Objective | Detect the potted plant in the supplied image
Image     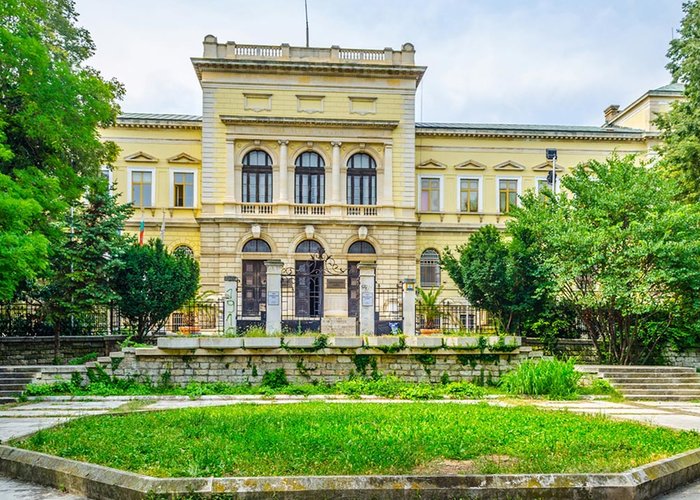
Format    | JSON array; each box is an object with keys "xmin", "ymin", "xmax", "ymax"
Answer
[{"xmin": 417, "ymin": 286, "xmax": 443, "ymax": 335}]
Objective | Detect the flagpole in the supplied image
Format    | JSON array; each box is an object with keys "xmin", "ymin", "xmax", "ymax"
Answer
[{"xmin": 305, "ymin": 0, "xmax": 309, "ymax": 47}]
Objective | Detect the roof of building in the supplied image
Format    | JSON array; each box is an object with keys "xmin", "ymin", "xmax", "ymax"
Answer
[
  {"xmin": 651, "ymin": 82, "xmax": 684, "ymax": 94},
  {"xmin": 116, "ymin": 113, "xmax": 202, "ymax": 129},
  {"xmin": 416, "ymin": 122, "xmax": 645, "ymax": 140}
]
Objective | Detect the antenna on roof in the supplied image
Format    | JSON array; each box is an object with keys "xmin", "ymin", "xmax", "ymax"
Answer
[{"xmin": 305, "ymin": 0, "xmax": 310, "ymax": 47}]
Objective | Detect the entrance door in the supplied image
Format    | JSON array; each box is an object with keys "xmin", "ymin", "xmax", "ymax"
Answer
[
  {"xmin": 348, "ymin": 261, "xmax": 360, "ymax": 318},
  {"xmin": 242, "ymin": 260, "xmax": 267, "ymax": 317},
  {"xmin": 295, "ymin": 260, "xmax": 323, "ymax": 317}
]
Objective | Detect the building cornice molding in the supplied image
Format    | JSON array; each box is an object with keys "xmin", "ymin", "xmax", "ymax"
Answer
[
  {"xmin": 115, "ymin": 117, "xmax": 201, "ymax": 130},
  {"xmin": 220, "ymin": 115, "xmax": 399, "ymax": 130},
  {"xmin": 416, "ymin": 126, "xmax": 645, "ymax": 141},
  {"xmin": 192, "ymin": 58, "xmax": 426, "ymax": 83}
]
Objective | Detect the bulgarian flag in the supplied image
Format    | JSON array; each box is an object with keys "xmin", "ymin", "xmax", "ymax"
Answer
[{"xmin": 139, "ymin": 218, "xmax": 145, "ymax": 245}]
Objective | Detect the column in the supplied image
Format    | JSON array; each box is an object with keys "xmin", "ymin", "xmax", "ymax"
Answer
[
  {"xmin": 226, "ymin": 139, "xmax": 236, "ymax": 203},
  {"xmin": 278, "ymin": 140, "xmax": 289, "ymax": 203},
  {"xmin": 331, "ymin": 141, "xmax": 342, "ymax": 203},
  {"xmin": 264, "ymin": 259, "xmax": 283, "ymax": 334},
  {"xmin": 358, "ymin": 263, "xmax": 376, "ymax": 335},
  {"xmin": 223, "ymin": 276, "xmax": 238, "ymax": 335},
  {"xmin": 402, "ymin": 278, "xmax": 416, "ymax": 336},
  {"xmin": 383, "ymin": 144, "xmax": 393, "ymax": 207}
]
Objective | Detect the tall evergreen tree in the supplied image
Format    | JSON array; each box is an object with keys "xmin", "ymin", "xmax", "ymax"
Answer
[{"xmin": 656, "ymin": 0, "xmax": 700, "ymax": 200}]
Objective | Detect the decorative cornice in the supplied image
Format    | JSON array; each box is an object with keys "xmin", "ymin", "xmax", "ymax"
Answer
[
  {"xmin": 116, "ymin": 114, "xmax": 201, "ymax": 130},
  {"xmin": 124, "ymin": 151, "xmax": 158, "ymax": 163},
  {"xmin": 415, "ymin": 125, "xmax": 645, "ymax": 142},
  {"xmin": 454, "ymin": 160, "xmax": 487, "ymax": 171},
  {"xmin": 220, "ymin": 115, "xmax": 399, "ymax": 130},
  {"xmin": 416, "ymin": 159, "xmax": 447, "ymax": 170},
  {"xmin": 532, "ymin": 161, "xmax": 564, "ymax": 172},
  {"xmin": 167, "ymin": 152, "xmax": 200, "ymax": 164},
  {"xmin": 192, "ymin": 58, "xmax": 427, "ymax": 83},
  {"xmin": 493, "ymin": 160, "xmax": 526, "ymax": 171}
]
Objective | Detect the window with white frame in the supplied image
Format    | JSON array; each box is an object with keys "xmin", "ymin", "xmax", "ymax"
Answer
[
  {"xmin": 535, "ymin": 177, "xmax": 551, "ymax": 198},
  {"xmin": 130, "ymin": 170, "xmax": 153, "ymax": 208},
  {"xmin": 498, "ymin": 178, "xmax": 519, "ymax": 213},
  {"xmin": 420, "ymin": 177, "xmax": 441, "ymax": 212},
  {"xmin": 459, "ymin": 178, "xmax": 480, "ymax": 213},
  {"xmin": 173, "ymin": 171, "xmax": 195, "ymax": 207}
]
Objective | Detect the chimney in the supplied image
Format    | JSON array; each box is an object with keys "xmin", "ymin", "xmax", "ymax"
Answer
[{"xmin": 604, "ymin": 104, "xmax": 621, "ymax": 125}]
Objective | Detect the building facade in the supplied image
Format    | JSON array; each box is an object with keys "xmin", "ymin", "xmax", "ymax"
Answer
[{"xmin": 100, "ymin": 37, "xmax": 682, "ymax": 330}]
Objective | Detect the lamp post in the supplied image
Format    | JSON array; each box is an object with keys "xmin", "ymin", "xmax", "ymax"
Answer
[{"xmin": 545, "ymin": 148, "xmax": 557, "ymax": 194}]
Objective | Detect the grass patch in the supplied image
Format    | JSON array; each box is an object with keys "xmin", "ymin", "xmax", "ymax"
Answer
[
  {"xmin": 501, "ymin": 358, "xmax": 581, "ymax": 399},
  {"xmin": 14, "ymin": 403, "xmax": 700, "ymax": 477}
]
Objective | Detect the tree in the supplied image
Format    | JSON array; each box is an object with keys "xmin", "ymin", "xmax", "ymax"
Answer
[
  {"xmin": 0, "ymin": 0, "xmax": 124, "ymax": 299},
  {"xmin": 509, "ymin": 155, "xmax": 700, "ymax": 364},
  {"xmin": 111, "ymin": 239, "xmax": 199, "ymax": 340},
  {"xmin": 40, "ymin": 177, "xmax": 135, "ymax": 333},
  {"xmin": 656, "ymin": 0, "xmax": 700, "ymax": 200},
  {"xmin": 441, "ymin": 225, "xmax": 550, "ymax": 334}
]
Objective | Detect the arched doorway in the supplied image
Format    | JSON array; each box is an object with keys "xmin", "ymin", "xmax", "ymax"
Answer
[
  {"xmin": 347, "ymin": 241, "xmax": 376, "ymax": 318},
  {"xmin": 241, "ymin": 239, "xmax": 271, "ymax": 317}
]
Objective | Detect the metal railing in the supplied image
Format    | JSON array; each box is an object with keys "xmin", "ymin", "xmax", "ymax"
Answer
[{"xmin": 416, "ymin": 302, "xmax": 490, "ymax": 333}]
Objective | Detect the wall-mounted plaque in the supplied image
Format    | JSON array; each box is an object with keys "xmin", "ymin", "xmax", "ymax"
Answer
[
  {"xmin": 326, "ymin": 278, "xmax": 346, "ymax": 290},
  {"xmin": 268, "ymin": 291, "xmax": 280, "ymax": 306}
]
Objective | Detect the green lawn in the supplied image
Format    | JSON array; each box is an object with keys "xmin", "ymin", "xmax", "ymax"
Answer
[{"xmin": 14, "ymin": 403, "xmax": 700, "ymax": 477}]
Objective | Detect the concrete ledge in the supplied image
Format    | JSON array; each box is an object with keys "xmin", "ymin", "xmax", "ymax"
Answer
[{"xmin": 2, "ymin": 444, "xmax": 699, "ymax": 499}]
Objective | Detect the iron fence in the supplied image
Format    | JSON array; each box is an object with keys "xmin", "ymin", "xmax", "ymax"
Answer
[
  {"xmin": 416, "ymin": 301, "xmax": 490, "ymax": 333},
  {"xmin": 375, "ymin": 282, "xmax": 403, "ymax": 334},
  {"xmin": 0, "ymin": 299, "xmax": 225, "ymax": 336}
]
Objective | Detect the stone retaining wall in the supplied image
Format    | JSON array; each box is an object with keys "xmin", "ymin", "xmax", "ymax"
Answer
[
  {"xmin": 105, "ymin": 338, "xmax": 541, "ymax": 386},
  {"xmin": 522, "ymin": 338, "xmax": 599, "ymax": 363},
  {"xmin": 0, "ymin": 336, "xmax": 134, "ymax": 366},
  {"xmin": 664, "ymin": 348, "xmax": 700, "ymax": 370}
]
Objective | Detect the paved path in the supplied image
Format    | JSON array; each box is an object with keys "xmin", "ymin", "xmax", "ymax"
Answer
[{"xmin": 2, "ymin": 396, "xmax": 700, "ymax": 498}]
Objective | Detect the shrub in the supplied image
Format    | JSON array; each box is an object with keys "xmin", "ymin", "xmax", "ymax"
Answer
[
  {"xmin": 500, "ymin": 359, "xmax": 581, "ymax": 399},
  {"xmin": 67, "ymin": 352, "xmax": 98, "ymax": 365},
  {"xmin": 261, "ymin": 368, "xmax": 289, "ymax": 388}
]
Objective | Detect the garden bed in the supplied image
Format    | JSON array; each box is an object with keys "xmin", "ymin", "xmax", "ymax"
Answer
[{"xmin": 13, "ymin": 403, "xmax": 700, "ymax": 477}]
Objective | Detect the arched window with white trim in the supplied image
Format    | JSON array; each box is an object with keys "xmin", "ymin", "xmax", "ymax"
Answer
[
  {"xmin": 346, "ymin": 153, "xmax": 376, "ymax": 205},
  {"xmin": 420, "ymin": 249, "xmax": 441, "ymax": 287},
  {"xmin": 295, "ymin": 151, "xmax": 325, "ymax": 204},
  {"xmin": 242, "ymin": 150, "xmax": 272, "ymax": 203}
]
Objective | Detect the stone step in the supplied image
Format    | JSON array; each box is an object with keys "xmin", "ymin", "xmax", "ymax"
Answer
[
  {"xmin": 602, "ymin": 373, "xmax": 699, "ymax": 380},
  {"xmin": 625, "ymin": 394, "xmax": 700, "ymax": 401},
  {"xmin": 0, "ymin": 383, "xmax": 30, "ymax": 391},
  {"xmin": 619, "ymin": 389, "xmax": 700, "ymax": 396},
  {"xmin": 97, "ymin": 357, "xmax": 112, "ymax": 364},
  {"xmin": 0, "ymin": 390, "xmax": 22, "ymax": 397},
  {"xmin": 0, "ymin": 397, "xmax": 17, "ymax": 405},
  {"xmin": 0, "ymin": 374, "xmax": 37, "ymax": 381},
  {"xmin": 613, "ymin": 383, "xmax": 700, "ymax": 390},
  {"xmin": 604, "ymin": 378, "xmax": 700, "ymax": 386},
  {"xmin": 599, "ymin": 368, "xmax": 696, "ymax": 375}
]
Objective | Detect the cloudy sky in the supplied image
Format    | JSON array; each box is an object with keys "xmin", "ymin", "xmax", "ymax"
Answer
[{"xmin": 74, "ymin": 0, "xmax": 684, "ymax": 126}]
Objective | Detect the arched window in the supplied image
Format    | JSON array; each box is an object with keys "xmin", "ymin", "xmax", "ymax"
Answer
[
  {"xmin": 295, "ymin": 152, "xmax": 325, "ymax": 204},
  {"xmin": 347, "ymin": 153, "xmax": 376, "ymax": 205},
  {"xmin": 242, "ymin": 239, "xmax": 271, "ymax": 253},
  {"xmin": 420, "ymin": 249, "xmax": 440, "ymax": 287},
  {"xmin": 296, "ymin": 240, "xmax": 324, "ymax": 255},
  {"xmin": 348, "ymin": 241, "xmax": 376, "ymax": 254},
  {"xmin": 173, "ymin": 245, "xmax": 194, "ymax": 258},
  {"xmin": 242, "ymin": 150, "xmax": 272, "ymax": 203}
]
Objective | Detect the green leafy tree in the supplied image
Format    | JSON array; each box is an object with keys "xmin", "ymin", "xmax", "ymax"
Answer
[
  {"xmin": 441, "ymin": 225, "xmax": 550, "ymax": 334},
  {"xmin": 656, "ymin": 0, "xmax": 700, "ymax": 200},
  {"xmin": 112, "ymin": 239, "xmax": 199, "ymax": 340},
  {"xmin": 0, "ymin": 0, "xmax": 124, "ymax": 299},
  {"xmin": 510, "ymin": 155, "xmax": 700, "ymax": 364},
  {"xmin": 40, "ymin": 178, "xmax": 135, "ymax": 333}
]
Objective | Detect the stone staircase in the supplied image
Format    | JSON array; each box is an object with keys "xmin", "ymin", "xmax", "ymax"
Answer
[
  {"xmin": 595, "ymin": 366, "xmax": 700, "ymax": 401},
  {"xmin": 0, "ymin": 366, "xmax": 41, "ymax": 404}
]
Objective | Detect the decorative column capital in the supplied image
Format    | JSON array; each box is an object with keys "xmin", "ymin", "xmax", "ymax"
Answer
[
  {"xmin": 384, "ymin": 143, "xmax": 393, "ymax": 150},
  {"xmin": 331, "ymin": 141, "xmax": 342, "ymax": 148},
  {"xmin": 278, "ymin": 140, "xmax": 289, "ymax": 146}
]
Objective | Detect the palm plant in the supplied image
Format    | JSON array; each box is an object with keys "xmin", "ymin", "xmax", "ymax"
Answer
[{"xmin": 417, "ymin": 286, "xmax": 443, "ymax": 330}]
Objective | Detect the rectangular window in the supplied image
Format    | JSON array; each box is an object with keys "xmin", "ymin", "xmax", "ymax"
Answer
[
  {"xmin": 131, "ymin": 171, "xmax": 152, "ymax": 208},
  {"xmin": 459, "ymin": 178, "xmax": 479, "ymax": 213},
  {"xmin": 420, "ymin": 178, "xmax": 441, "ymax": 212},
  {"xmin": 499, "ymin": 179, "xmax": 519, "ymax": 213},
  {"xmin": 173, "ymin": 172, "xmax": 194, "ymax": 207}
]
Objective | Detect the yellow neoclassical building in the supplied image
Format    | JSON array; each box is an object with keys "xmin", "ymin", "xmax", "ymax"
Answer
[{"xmin": 100, "ymin": 37, "xmax": 682, "ymax": 331}]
